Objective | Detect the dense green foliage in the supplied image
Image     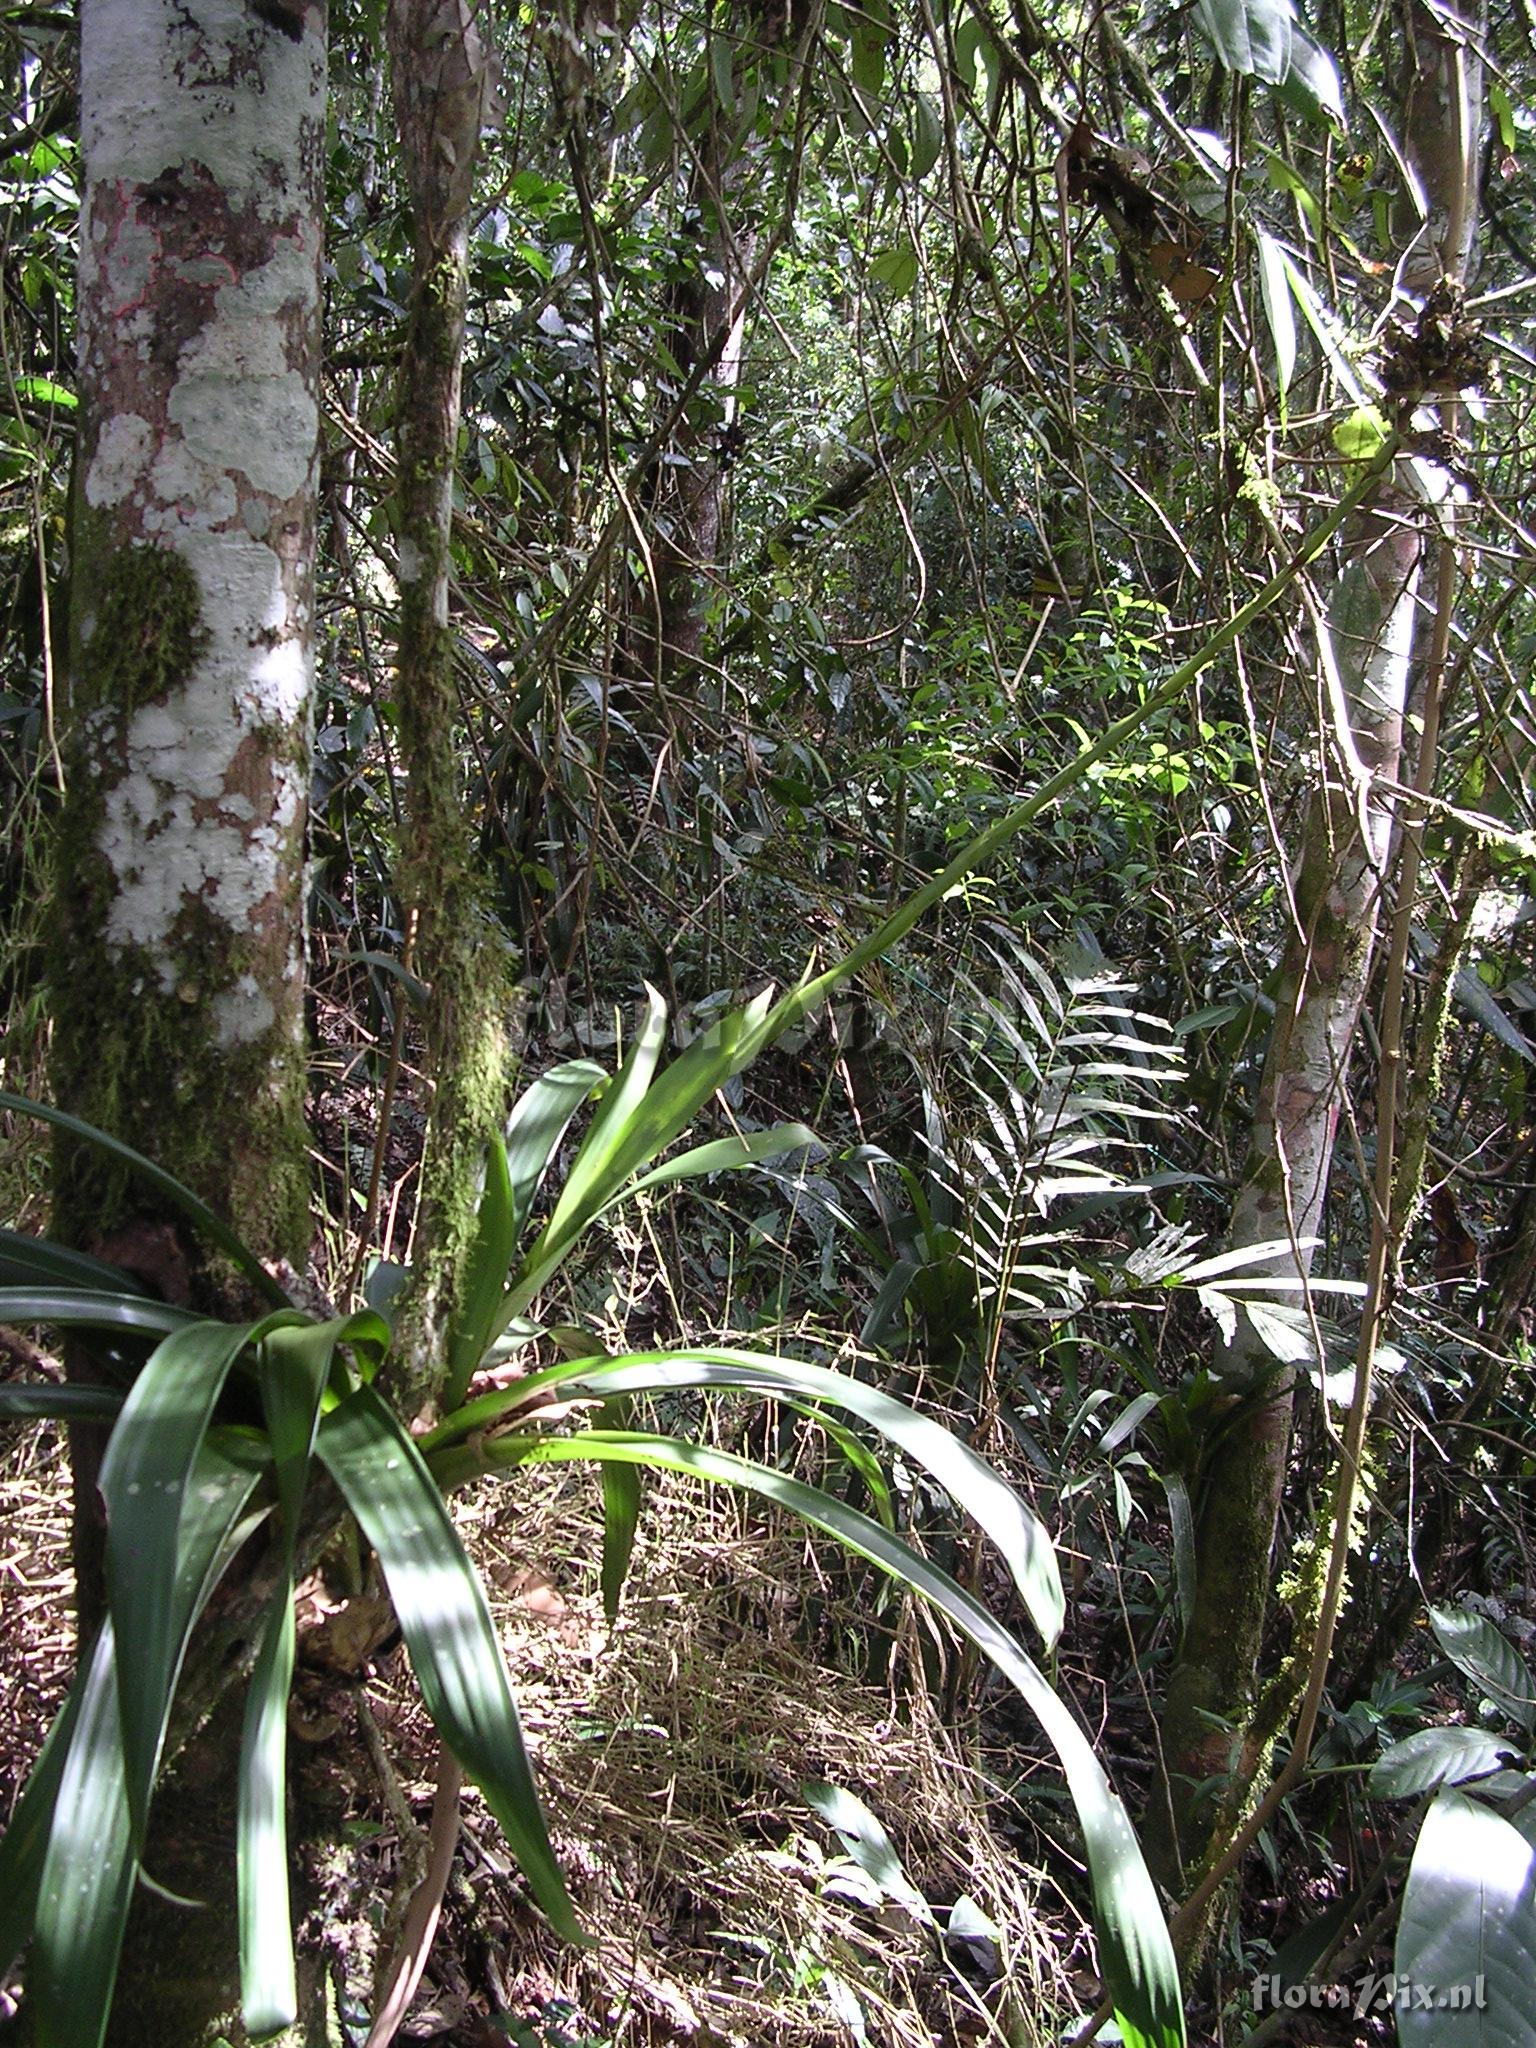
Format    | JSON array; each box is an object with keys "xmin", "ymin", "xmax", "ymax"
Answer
[{"xmin": 5, "ymin": 0, "xmax": 1536, "ymax": 2041}]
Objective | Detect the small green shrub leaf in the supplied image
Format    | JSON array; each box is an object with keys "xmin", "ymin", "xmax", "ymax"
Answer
[{"xmin": 801, "ymin": 1780, "xmax": 933, "ymax": 1922}]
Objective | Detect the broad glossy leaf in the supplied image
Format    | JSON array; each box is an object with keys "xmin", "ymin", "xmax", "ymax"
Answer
[
  {"xmin": 1275, "ymin": 27, "xmax": 1344, "ymax": 124},
  {"xmin": 0, "ymin": 1092, "xmax": 287, "ymax": 1306},
  {"xmin": 101, "ymin": 1316, "xmax": 297, "ymax": 1835},
  {"xmin": 1431, "ymin": 1606, "xmax": 1536, "ymax": 1731},
  {"xmin": 315, "ymin": 1388, "xmax": 582, "ymax": 1941},
  {"xmin": 492, "ymin": 1429, "xmax": 1182, "ymax": 2048},
  {"xmin": 1395, "ymin": 1788, "xmax": 1536, "ymax": 2047},
  {"xmin": 1370, "ymin": 1727, "xmax": 1519, "ymax": 1800},
  {"xmin": 1195, "ymin": 0, "xmax": 1292, "ymax": 83},
  {"xmin": 429, "ymin": 1346, "xmax": 1065, "ymax": 1647}
]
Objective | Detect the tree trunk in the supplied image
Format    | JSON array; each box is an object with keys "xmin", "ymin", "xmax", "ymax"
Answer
[
  {"xmin": 1151, "ymin": 0, "xmax": 1484, "ymax": 1892},
  {"xmin": 59, "ymin": 0, "xmax": 324, "ymax": 1274},
  {"xmin": 626, "ymin": 13, "xmax": 774, "ymax": 693},
  {"xmin": 54, "ymin": 1, "xmax": 326, "ymax": 2035},
  {"xmin": 384, "ymin": 0, "xmax": 504, "ymax": 1417}
]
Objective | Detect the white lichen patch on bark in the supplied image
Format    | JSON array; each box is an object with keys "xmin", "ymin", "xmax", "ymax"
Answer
[
  {"xmin": 211, "ymin": 976, "xmax": 278, "ymax": 1048},
  {"xmin": 96, "ymin": 529, "xmax": 308, "ymax": 974},
  {"xmin": 166, "ymin": 235, "xmax": 321, "ymax": 503},
  {"xmin": 84, "ymin": 413, "xmax": 154, "ymax": 509},
  {"xmin": 82, "ymin": 0, "xmax": 325, "ymax": 219}
]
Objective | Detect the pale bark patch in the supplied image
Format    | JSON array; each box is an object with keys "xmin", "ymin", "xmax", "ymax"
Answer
[
  {"xmin": 95, "ymin": 529, "xmax": 308, "ymax": 971},
  {"xmin": 82, "ymin": 0, "xmax": 325, "ymax": 218},
  {"xmin": 85, "ymin": 413, "xmax": 154, "ymax": 509}
]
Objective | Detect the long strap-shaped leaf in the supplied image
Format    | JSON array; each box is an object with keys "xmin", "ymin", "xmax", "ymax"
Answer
[
  {"xmin": 439, "ymin": 1062, "xmax": 607, "ymax": 1406},
  {"xmin": 0, "ymin": 1384, "xmax": 126, "ymax": 1422},
  {"xmin": 509, "ymin": 993, "xmax": 789, "ymax": 1315},
  {"xmin": 29, "ymin": 1434, "xmax": 270, "ymax": 2048},
  {"xmin": 532, "ymin": 985, "xmax": 669, "ymax": 1259},
  {"xmin": 426, "ymin": 1348, "xmax": 1066, "ymax": 1649},
  {"xmin": 443, "ymin": 1135, "xmax": 516, "ymax": 1413},
  {"xmin": 100, "ymin": 1314, "xmax": 303, "ymax": 1836},
  {"xmin": 315, "ymin": 1388, "xmax": 583, "ymax": 1943},
  {"xmin": 0, "ymin": 1286, "xmax": 199, "ymax": 1340},
  {"xmin": 502, "ymin": 1058, "xmax": 608, "ymax": 1240},
  {"xmin": 29, "ymin": 1623, "xmax": 134, "ymax": 2048},
  {"xmin": 0, "ymin": 1230, "xmax": 151, "ymax": 1294},
  {"xmin": 482, "ymin": 1428, "xmax": 1184, "ymax": 2048},
  {"xmin": 0, "ymin": 1665, "xmax": 88, "ymax": 1979},
  {"xmin": 238, "ymin": 1315, "xmax": 383, "ymax": 2038},
  {"xmin": 239, "ymin": 1589, "xmax": 299, "ymax": 2039}
]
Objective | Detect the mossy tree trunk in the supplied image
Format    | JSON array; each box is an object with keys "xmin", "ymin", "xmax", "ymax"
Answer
[
  {"xmin": 57, "ymin": 0, "xmax": 325, "ymax": 1590},
  {"xmin": 51, "ymin": 1, "xmax": 327, "ymax": 2039},
  {"xmin": 385, "ymin": 0, "xmax": 504, "ymax": 1416},
  {"xmin": 1150, "ymin": 0, "xmax": 1484, "ymax": 1895}
]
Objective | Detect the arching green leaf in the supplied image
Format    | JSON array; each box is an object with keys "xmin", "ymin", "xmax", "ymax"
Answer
[{"xmin": 427, "ymin": 1346, "xmax": 1066, "ymax": 1648}]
